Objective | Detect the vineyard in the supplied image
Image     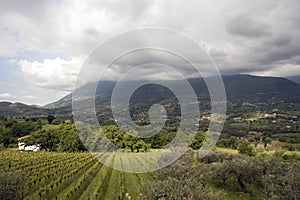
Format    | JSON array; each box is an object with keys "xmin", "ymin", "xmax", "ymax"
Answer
[
  {"xmin": 2, "ymin": 150, "xmax": 300, "ymax": 200},
  {"xmin": 0, "ymin": 151, "xmax": 153, "ymax": 200}
]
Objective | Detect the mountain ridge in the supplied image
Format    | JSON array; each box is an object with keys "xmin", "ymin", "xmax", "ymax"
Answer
[
  {"xmin": 287, "ymin": 76, "xmax": 300, "ymax": 85},
  {"xmin": 47, "ymin": 74, "xmax": 300, "ymax": 108},
  {"xmin": 1, "ymin": 74, "xmax": 300, "ymax": 117}
]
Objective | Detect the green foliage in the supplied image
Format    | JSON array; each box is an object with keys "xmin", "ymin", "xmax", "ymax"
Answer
[
  {"xmin": 0, "ymin": 171, "xmax": 27, "ymax": 200},
  {"xmin": 0, "ymin": 118, "xmax": 42, "ymax": 148},
  {"xmin": 102, "ymin": 125, "xmax": 151, "ymax": 152},
  {"xmin": 27, "ymin": 124, "xmax": 85, "ymax": 152},
  {"xmin": 198, "ymin": 152, "xmax": 237, "ymax": 164},
  {"xmin": 26, "ymin": 129, "xmax": 59, "ymax": 151},
  {"xmin": 57, "ymin": 124, "xmax": 86, "ymax": 152},
  {"xmin": 263, "ymin": 158, "xmax": 300, "ymax": 199},
  {"xmin": 0, "ymin": 128, "xmax": 15, "ymax": 147},
  {"xmin": 286, "ymin": 144, "xmax": 296, "ymax": 151},
  {"xmin": 134, "ymin": 139, "xmax": 150, "ymax": 152},
  {"xmin": 1, "ymin": 149, "xmax": 300, "ymax": 200},
  {"xmin": 217, "ymin": 136, "xmax": 238, "ymax": 149},
  {"xmin": 263, "ymin": 137, "xmax": 272, "ymax": 148},
  {"xmin": 213, "ymin": 155, "xmax": 264, "ymax": 193},
  {"xmin": 11, "ymin": 121, "xmax": 42, "ymax": 137},
  {"xmin": 47, "ymin": 115, "xmax": 55, "ymax": 124},
  {"xmin": 141, "ymin": 152, "xmax": 225, "ymax": 200},
  {"xmin": 190, "ymin": 131, "xmax": 206, "ymax": 149},
  {"xmin": 237, "ymin": 140, "xmax": 257, "ymax": 156}
]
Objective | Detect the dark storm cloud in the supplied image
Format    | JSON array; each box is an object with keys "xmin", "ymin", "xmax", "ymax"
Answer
[
  {"xmin": 260, "ymin": 44, "xmax": 300, "ymax": 65},
  {"xmin": 226, "ymin": 14, "xmax": 271, "ymax": 38},
  {"xmin": 1, "ymin": 0, "xmax": 300, "ymax": 105},
  {"xmin": 266, "ymin": 34, "xmax": 292, "ymax": 47}
]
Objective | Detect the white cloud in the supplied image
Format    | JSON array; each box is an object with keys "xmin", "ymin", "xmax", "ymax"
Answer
[
  {"xmin": 250, "ymin": 64, "xmax": 300, "ymax": 77},
  {"xmin": 0, "ymin": 0, "xmax": 152, "ymax": 57},
  {"xmin": 1, "ymin": 0, "xmax": 300, "ymax": 105},
  {"xmin": 1, "ymin": 0, "xmax": 300, "ymax": 78},
  {"xmin": 0, "ymin": 93, "xmax": 16, "ymax": 100},
  {"xmin": 18, "ymin": 57, "xmax": 81, "ymax": 91}
]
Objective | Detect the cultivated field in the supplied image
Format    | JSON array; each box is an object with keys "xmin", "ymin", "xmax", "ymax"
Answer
[{"xmin": 0, "ymin": 151, "xmax": 152, "ymax": 200}]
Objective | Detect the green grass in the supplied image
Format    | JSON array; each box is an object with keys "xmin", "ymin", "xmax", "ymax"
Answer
[
  {"xmin": 208, "ymin": 178, "xmax": 264, "ymax": 200},
  {"xmin": 123, "ymin": 173, "xmax": 140, "ymax": 199},
  {"xmin": 245, "ymin": 112, "xmax": 281, "ymax": 121},
  {"xmin": 246, "ymin": 113, "xmax": 266, "ymax": 121},
  {"xmin": 214, "ymin": 147, "xmax": 238, "ymax": 154},
  {"xmin": 100, "ymin": 168, "xmax": 121, "ymax": 200},
  {"xmin": 42, "ymin": 124, "xmax": 60, "ymax": 130}
]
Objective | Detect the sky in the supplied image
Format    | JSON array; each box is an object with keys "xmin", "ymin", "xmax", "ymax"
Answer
[{"xmin": 0, "ymin": 0, "xmax": 300, "ymax": 105}]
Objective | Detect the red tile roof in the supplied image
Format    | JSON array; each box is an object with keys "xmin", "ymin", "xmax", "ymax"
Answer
[
  {"xmin": 8, "ymin": 148, "xmax": 19, "ymax": 151},
  {"xmin": 17, "ymin": 135, "xmax": 30, "ymax": 141}
]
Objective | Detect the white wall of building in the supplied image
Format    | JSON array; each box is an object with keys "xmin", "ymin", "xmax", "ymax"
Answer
[{"xmin": 18, "ymin": 142, "xmax": 40, "ymax": 151}]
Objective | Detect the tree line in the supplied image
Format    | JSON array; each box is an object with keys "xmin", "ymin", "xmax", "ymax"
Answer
[{"xmin": 141, "ymin": 150, "xmax": 300, "ymax": 199}]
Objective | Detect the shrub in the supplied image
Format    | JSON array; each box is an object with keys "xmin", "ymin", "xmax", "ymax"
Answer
[{"xmin": 237, "ymin": 140, "xmax": 257, "ymax": 156}]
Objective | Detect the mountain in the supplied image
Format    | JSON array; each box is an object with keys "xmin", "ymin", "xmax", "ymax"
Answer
[
  {"xmin": 47, "ymin": 74, "xmax": 300, "ymax": 108},
  {"xmin": 287, "ymin": 76, "xmax": 300, "ymax": 85},
  {"xmin": 1, "ymin": 74, "xmax": 300, "ymax": 117},
  {"xmin": 0, "ymin": 102, "xmax": 50, "ymax": 117},
  {"xmin": 45, "ymin": 81, "xmax": 116, "ymax": 109},
  {"xmin": 221, "ymin": 75, "xmax": 300, "ymax": 101}
]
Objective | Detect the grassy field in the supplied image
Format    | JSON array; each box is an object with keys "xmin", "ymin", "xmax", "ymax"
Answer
[
  {"xmin": 214, "ymin": 147, "xmax": 238, "ymax": 154},
  {"xmin": 245, "ymin": 112, "xmax": 274, "ymax": 121},
  {"xmin": 208, "ymin": 178, "xmax": 264, "ymax": 200},
  {"xmin": 42, "ymin": 124, "xmax": 60, "ymax": 130}
]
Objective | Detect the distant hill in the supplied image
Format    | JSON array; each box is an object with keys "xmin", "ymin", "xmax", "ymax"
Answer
[
  {"xmin": 0, "ymin": 102, "xmax": 71, "ymax": 117},
  {"xmin": 222, "ymin": 75, "xmax": 300, "ymax": 101},
  {"xmin": 45, "ymin": 81, "xmax": 116, "ymax": 109},
  {"xmin": 47, "ymin": 74, "xmax": 300, "ymax": 108},
  {"xmin": 0, "ymin": 102, "xmax": 50, "ymax": 117},
  {"xmin": 1, "ymin": 74, "xmax": 300, "ymax": 117},
  {"xmin": 287, "ymin": 76, "xmax": 300, "ymax": 85}
]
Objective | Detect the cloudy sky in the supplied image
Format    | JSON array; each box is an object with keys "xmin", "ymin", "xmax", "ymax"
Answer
[{"xmin": 0, "ymin": 0, "xmax": 299, "ymax": 105}]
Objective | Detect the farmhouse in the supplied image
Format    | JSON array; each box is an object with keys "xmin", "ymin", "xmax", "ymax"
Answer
[
  {"xmin": 248, "ymin": 131, "xmax": 263, "ymax": 136},
  {"xmin": 64, "ymin": 119, "xmax": 72, "ymax": 124},
  {"xmin": 18, "ymin": 135, "xmax": 40, "ymax": 151},
  {"xmin": 233, "ymin": 117, "xmax": 242, "ymax": 122}
]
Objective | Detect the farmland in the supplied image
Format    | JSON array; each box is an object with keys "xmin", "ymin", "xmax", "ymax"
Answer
[
  {"xmin": 0, "ymin": 151, "xmax": 152, "ymax": 200},
  {"xmin": 2, "ymin": 149, "xmax": 300, "ymax": 200}
]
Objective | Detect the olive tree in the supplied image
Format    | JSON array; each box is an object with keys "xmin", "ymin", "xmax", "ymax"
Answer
[{"xmin": 0, "ymin": 171, "xmax": 27, "ymax": 200}]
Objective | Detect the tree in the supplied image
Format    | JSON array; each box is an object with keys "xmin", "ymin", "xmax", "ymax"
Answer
[
  {"xmin": 213, "ymin": 156, "xmax": 264, "ymax": 193},
  {"xmin": 102, "ymin": 126, "xmax": 151, "ymax": 152},
  {"xmin": 0, "ymin": 129, "xmax": 15, "ymax": 148},
  {"xmin": 0, "ymin": 171, "xmax": 27, "ymax": 200},
  {"xmin": 141, "ymin": 151, "xmax": 224, "ymax": 199},
  {"xmin": 26, "ymin": 129, "xmax": 59, "ymax": 151},
  {"xmin": 263, "ymin": 137, "xmax": 272, "ymax": 148},
  {"xmin": 237, "ymin": 140, "xmax": 257, "ymax": 156},
  {"xmin": 123, "ymin": 133, "xmax": 136, "ymax": 152},
  {"xmin": 57, "ymin": 124, "xmax": 86, "ymax": 152},
  {"xmin": 11, "ymin": 121, "xmax": 42, "ymax": 137},
  {"xmin": 266, "ymin": 140, "xmax": 282, "ymax": 151},
  {"xmin": 217, "ymin": 136, "xmax": 238, "ymax": 149},
  {"xmin": 190, "ymin": 131, "xmax": 206, "ymax": 149},
  {"xmin": 134, "ymin": 139, "xmax": 149, "ymax": 152},
  {"xmin": 47, "ymin": 115, "xmax": 55, "ymax": 124},
  {"xmin": 27, "ymin": 124, "xmax": 85, "ymax": 152},
  {"xmin": 263, "ymin": 159, "xmax": 300, "ymax": 199}
]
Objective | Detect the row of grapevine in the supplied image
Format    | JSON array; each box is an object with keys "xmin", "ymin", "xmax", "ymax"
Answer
[{"xmin": 1, "ymin": 151, "xmax": 151, "ymax": 200}]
